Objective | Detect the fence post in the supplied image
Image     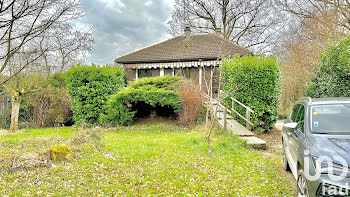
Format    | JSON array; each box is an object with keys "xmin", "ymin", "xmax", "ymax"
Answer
[
  {"xmin": 246, "ymin": 109, "xmax": 251, "ymax": 130},
  {"xmin": 223, "ymin": 107, "xmax": 227, "ymax": 131}
]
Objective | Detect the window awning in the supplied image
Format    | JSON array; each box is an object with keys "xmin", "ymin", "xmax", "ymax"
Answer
[{"xmin": 123, "ymin": 60, "xmax": 222, "ymax": 69}]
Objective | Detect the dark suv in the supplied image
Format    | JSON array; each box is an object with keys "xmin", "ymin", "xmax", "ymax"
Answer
[{"xmin": 282, "ymin": 97, "xmax": 350, "ymax": 196}]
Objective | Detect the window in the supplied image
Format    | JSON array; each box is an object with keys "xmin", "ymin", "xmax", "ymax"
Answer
[
  {"xmin": 311, "ymin": 104, "xmax": 350, "ymax": 134},
  {"xmin": 138, "ymin": 69, "xmax": 152, "ymax": 78},
  {"xmin": 296, "ymin": 105, "xmax": 305, "ymax": 133},
  {"xmin": 290, "ymin": 104, "xmax": 301, "ymax": 122}
]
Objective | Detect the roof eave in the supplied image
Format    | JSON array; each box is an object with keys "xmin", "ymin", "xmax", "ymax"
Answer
[{"xmin": 115, "ymin": 53, "xmax": 251, "ymax": 64}]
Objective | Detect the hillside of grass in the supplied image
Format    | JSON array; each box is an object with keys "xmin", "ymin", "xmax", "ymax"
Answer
[{"xmin": 0, "ymin": 121, "xmax": 295, "ymax": 196}]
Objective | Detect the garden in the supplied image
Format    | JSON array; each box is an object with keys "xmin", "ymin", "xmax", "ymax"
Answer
[
  {"xmin": 0, "ymin": 53, "xmax": 301, "ymax": 195},
  {"xmin": 0, "ymin": 121, "xmax": 295, "ymax": 196}
]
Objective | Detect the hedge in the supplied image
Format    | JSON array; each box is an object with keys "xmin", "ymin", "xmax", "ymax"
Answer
[
  {"xmin": 222, "ymin": 55, "xmax": 281, "ymax": 133},
  {"xmin": 65, "ymin": 64, "xmax": 125, "ymax": 125},
  {"xmin": 100, "ymin": 76, "xmax": 182, "ymax": 126},
  {"xmin": 306, "ymin": 36, "xmax": 350, "ymax": 98}
]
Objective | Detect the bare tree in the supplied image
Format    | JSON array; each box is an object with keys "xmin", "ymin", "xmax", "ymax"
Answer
[
  {"xmin": 2, "ymin": 49, "xmax": 43, "ymax": 132},
  {"xmin": 168, "ymin": 0, "xmax": 286, "ymax": 53},
  {"xmin": 34, "ymin": 22, "xmax": 94, "ymax": 75},
  {"xmin": 280, "ymin": 0, "xmax": 350, "ymax": 31},
  {"xmin": 0, "ymin": 0, "xmax": 93, "ymax": 132},
  {"xmin": 52, "ymin": 23, "xmax": 94, "ymax": 73},
  {"xmin": 0, "ymin": 0, "xmax": 84, "ymax": 78},
  {"xmin": 278, "ymin": 10, "xmax": 347, "ymax": 115}
]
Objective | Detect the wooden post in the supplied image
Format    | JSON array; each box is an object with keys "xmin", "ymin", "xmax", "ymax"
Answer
[
  {"xmin": 135, "ymin": 68, "xmax": 138, "ymax": 80},
  {"xmin": 199, "ymin": 66, "xmax": 202, "ymax": 90},
  {"xmin": 246, "ymin": 109, "xmax": 251, "ymax": 130},
  {"xmin": 223, "ymin": 107, "xmax": 227, "ymax": 131}
]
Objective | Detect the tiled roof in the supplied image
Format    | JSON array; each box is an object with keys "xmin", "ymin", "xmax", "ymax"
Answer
[{"xmin": 115, "ymin": 34, "xmax": 252, "ymax": 64}]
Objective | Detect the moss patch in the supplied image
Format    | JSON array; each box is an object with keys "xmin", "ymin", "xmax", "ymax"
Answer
[{"xmin": 49, "ymin": 144, "xmax": 73, "ymax": 161}]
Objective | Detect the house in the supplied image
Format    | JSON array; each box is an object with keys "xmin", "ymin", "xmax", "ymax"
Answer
[{"xmin": 115, "ymin": 27, "xmax": 252, "ymax": 89}]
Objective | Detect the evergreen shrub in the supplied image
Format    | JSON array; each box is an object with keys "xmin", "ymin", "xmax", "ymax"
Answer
[
  {"xmin": 65, "ymin": 64, "xmax": 125, "ymax": 125},
  {"xmin": 306, "ymin": 36, "xmax": 350, "ymax": 97},
  {"xmin": 100, "ymin": 76, "xmax": 182, "ymax": 126},
  {"xmin": 222, "ymin": 55, "xmax": 281, "ymax": 132}
]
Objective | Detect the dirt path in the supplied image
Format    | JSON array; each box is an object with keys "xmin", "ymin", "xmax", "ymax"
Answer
[{"xmin": 256, "ymin": 124, "xmax": 297, "ymax": 188}]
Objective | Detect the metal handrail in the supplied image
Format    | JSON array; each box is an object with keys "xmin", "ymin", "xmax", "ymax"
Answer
[
  {"xmin": 219, "ymin": 90, "xmax": 254, "ymax": 113},
  {"xmin": 219, "ymin": 90, "xmax": 254, "ymax": 129},
  {"xmin": 230, "ymin": 97, "xmax": 254, "ymax": 113}
]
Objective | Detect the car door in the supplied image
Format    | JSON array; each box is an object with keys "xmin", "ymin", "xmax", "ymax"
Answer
[
  {"xmin": 289, "ymin": 104, "xmax": 306, "ymax": 174},
  {"xmin": 284, "ymin": 104, "xmax": 301, "ymax": 173}
]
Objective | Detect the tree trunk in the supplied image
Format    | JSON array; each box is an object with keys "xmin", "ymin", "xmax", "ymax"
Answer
[{"xmin": 10, "ymin": 97, "xmax": 20, "ymax": 132}]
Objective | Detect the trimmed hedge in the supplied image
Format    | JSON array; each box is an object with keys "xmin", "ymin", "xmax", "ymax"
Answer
[
  {"xmin": 222, "ymin": 55, "xmax": 281, "ymax": 133},
  {"xmin": 100, "ymin": 76, "xmax": 182, "ymax": 126},
  {"xmin": 306, "ymin": 36, "xmax": 350, "ymax": 98},
  {"xmin": 65, "ymin": 64, "xmax": 125, "ymax": 125}
]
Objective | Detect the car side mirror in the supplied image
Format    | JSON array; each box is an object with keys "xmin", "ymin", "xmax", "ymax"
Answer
[{"xmin": 284, "ymin": 122, "xmax": 298, "ymax": 129}]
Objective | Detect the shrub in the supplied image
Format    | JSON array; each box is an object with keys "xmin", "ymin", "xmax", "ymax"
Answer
[
  {"xmin": 129, "ymin": 75, "xmax": 181, "ymax": 90},
  {"xmin": 222, "ymin": 55, "xmax": 281, "ymax": 133},
  {"xmin": 306, "ymin": 36, "xmax": 350, "ymax": 98},
  {"xmin": 65, "ymin": 64, "xmax": 125, "ymax": 125},
  {"xmin": 100, "ymin": 76, "xmax": 182, "ymax": 126},
  {"xmin": 177, "ymin": 82, "xmax": 205, "ymax": 127},
  {"xmin": 21, "ymin": 73, "xmax": 72, "ymax": 127}
]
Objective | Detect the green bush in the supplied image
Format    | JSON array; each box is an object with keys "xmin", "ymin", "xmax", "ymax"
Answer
[
  {"xmin": 65, "ymin": 64, "xmax": 125, "ymax": 125},
  {"xmin": 21, "ymin": 73, "xmax": 73, "ymax": 127},
  {"xmin": 100, "ymin": 76, "xmax": 182, "ymax": 126},
  {"xmin": 129, "ymin": 75, "xmax": 181, "ymax": 90},
  {"xmin": 306, "ymin": 36, "xmax": 350, "ymax": 98},
  {"xmin": 222, "ymin": 55, "xmax": 281, "ymax": 133}
]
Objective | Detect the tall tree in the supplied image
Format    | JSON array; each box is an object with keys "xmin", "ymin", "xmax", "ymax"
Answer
[
  {"xmin": 52, "ymin": 23, "xmax": 94, "ymax": 73},
  {"xmin": 0, "ymin": 0, "xmax": 93, "ymax": 132},
  {"xmin": 281, "ymin": 0, "xmax": 350, "ymax": 31},
  {"xmin": 0, "ymin": 0, "xmax": 84, "ymax": 78},
  {"xmin": 34, "ymin": 22, "xmax": 94, "ymax": 75},
  {"xmin": 168, "ymin": 0, "xmax": 286, "ymax": 53},
  {"xmin": 279, "ymin": 10, "xmax": 347, "ymax": 115},
  {"xmin": 2, "ymin": 49, "xmax": 43, "ymax": 132}
]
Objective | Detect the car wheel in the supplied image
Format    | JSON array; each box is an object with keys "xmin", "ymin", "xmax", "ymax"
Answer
[
  {"xmin": 282, "ymin": 142, "xmax": 291, "ymax": 171},
  {"xmin": 297, "ymin": 169, "xmax": 309, "ymax": 197}
]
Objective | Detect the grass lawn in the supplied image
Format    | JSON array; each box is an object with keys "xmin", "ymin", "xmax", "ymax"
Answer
[{"xmin": 0, "ymin": 120, "xmax": 296, "ymax": 196}]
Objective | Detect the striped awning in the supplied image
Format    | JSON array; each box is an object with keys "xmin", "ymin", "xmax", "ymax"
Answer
[{"xmin": 123, "ymin": 60, "xmax": 222, "ymax": 69}]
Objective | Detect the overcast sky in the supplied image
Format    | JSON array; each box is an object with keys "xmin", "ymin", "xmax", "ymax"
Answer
[{"xmin": 79, "ymin": 0, "xmax": 175, "ymax": 65}]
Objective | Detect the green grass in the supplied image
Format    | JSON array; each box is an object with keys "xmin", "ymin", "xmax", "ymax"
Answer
[{"xmin": 0, "ymin": 121, "xmax": 295, "ymax": 196}]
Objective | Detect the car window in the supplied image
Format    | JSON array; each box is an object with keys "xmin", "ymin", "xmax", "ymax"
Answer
[
  {"xmin": 311, "ymin": 104, "xmax": 350, "ymax": 134},
  {"xmin": 290, "ymin": 104, "xmax": 301, "ymax": 122},
  {"xmin": 296, "ymin": 105, "xmax": 305, "ymax": 133}
]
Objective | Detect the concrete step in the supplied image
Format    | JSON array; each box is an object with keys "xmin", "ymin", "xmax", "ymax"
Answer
[
  {"xmin": 217, "ymin": 117, "xmax": 254, "ymax": 137},
  {"xmin": 212, "ymin": 99, "xmax": 265, "ymax": 149},
  {"xmin": 241, "ymin": 136, "xmax": 266, "ymax": 149}
]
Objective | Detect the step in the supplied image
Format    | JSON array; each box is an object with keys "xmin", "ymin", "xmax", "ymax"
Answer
[
  {"xmin": 217, "ymin": 117, "xmax": 254, "ymax": 137},
  {"xmin": 241, "ymin": 136, "xmax": 266, "ymax": 149}
]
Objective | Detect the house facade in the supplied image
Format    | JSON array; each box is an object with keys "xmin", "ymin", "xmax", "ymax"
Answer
[{"xmin": 115, "ymin": 27, "xmax": 252, "ymax": 89}]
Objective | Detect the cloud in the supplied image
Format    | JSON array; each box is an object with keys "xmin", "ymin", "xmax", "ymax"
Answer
[{"xmin": 80, "ymin": 0, "xmax": 174, "ymax": 65}]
